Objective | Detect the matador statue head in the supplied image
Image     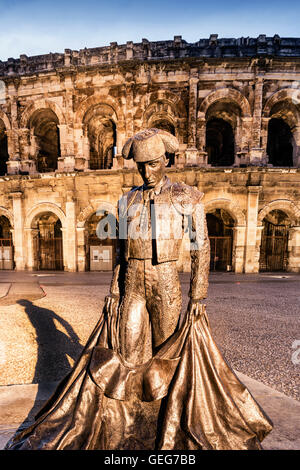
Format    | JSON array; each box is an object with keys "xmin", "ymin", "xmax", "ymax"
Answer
[{"xmin": 122, "ymin": 128, "xmax": 179, "ymax": 162}]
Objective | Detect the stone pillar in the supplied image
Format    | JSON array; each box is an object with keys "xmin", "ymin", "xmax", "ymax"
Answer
[
  {"xmin": 17, "ymin": 128, "xmax": 37, "ymax": 174},
  {"xmin": 261, "ymin": 117, "xmax": 270, "ymax": 163},
  {"xmin": 10, "ymin": 192, "xmax": 25, "ymax": 270},
  {"xmin": 287, "ymin": 226, "xmax": 300, "ymax": 272},
  {"xmin": 77, "ymin": 227, "xmax": 86, "ymax": 272},
  {"xmin": 64, "ymin": 196, "xmax": 77, "ymax": 272},
  {"xmin": 74, "ymin": 126, "xmax": 89, "ymax": 171},
  {"xmin": 25, "ymin": 228, "xmax": 39, "ymax": 270},
  {"xmin": 292, "ymin": 126, "xmax": 300, "ymax": 167},
  {"xmin": 196, "ymin": 113, "xmax": 208, "ymax": 166},
  {"xmin": 249, "ymin": 77, "xmax": 265, "ymax": 165},
  {"xmin": 185, "ymin": 76, "xmax": 201, "ymax": 166},
  {"xmin": 244, "ymin": 186, "xmax": 261, "ymax": 273},
  {"xmin": 57, "ymin": 124, "xmax": 75, "ymax": 172},
  {"xmin": 232, "ymin": 226, "xmax": 246, "ymax": 273},
  {"xmin": 255, "ymin": 225, "xmax": 264, "ymax": 272},
  {"xmin": 122, "ymin": 76, "xmax": 135, "ymax": 170},
  {"xmin": 6, "ymin": 94, "xmax": 22, "ymax": 175},
  {"xmin": 58, "ymin": 82, "xmax": 75, "ymax": 172},
  {"xmin": 234, "ymin": 117, "xmax": 252, "ymax": 166}
]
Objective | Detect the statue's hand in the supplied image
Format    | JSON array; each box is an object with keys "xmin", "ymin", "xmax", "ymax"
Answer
[
  {"xmin": 187, "ymin": 298, "xmax": 206, "ymax": 320},
  {"xmin": 104, "ymin": 294, "xmax": 120, "ymax": 318}
]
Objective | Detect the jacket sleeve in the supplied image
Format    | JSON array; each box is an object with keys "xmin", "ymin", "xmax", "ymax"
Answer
[
  {"xmin": 188, "ymin": 199, "xmax": 210, "ymax": 300},
  {"xmin": 109, "ymin": 196, "xmax": 125, "ymax": 297}
]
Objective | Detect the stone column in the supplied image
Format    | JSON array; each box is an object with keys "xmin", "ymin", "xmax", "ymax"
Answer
[
  {"xmin": 64, "ymin": 196, "xmax": 77, "ymax": 272},
  {"xmin": 10, "ymin": 192, "xmax": 25, "ymax": 270},
  {"xmin": 74, "ymin": 126, "xmax": 89, "ymax": 171},
  {"xmin": 77, "ymin": 227, "xmax": 86, "ymax": 272},
  {"xmin": 185, "ymin": 76, "xmax": 200, "ymax": 166},
  {"xmin": 25, "ymin": 228, "xmax": 39, "ymax": 270},
  {"xmin": 232, "ymin": 226, "xmax": 246, "ymax": 273},
  {"xmin": 261, "ymin": 117, "xmax": 270, "ymax": 163},
  {"xmin": 6, "ymin": 94, "xmax": 22, "ymax": 175},
  {"xmin": 123, "ymin": 76, "xmax": 135, "ymax": 170},
  {"xmin": 234, "ymin": 117, "xmax": 252, "ymax": 166},
  {"xmin": 58, "ymin": 82, "xmax": 75, "ymax": 172},
  {"xmin": 249, "ymin": 76, "xmax": 265, "ymax": 165},
  {"xmin": 255, "ymin": 225, "xmax": 264, "ymax": 272},
  {"xmin": 287, "ymin": 226, "xmax": 300, "ymax": 272},
  {"xmin": 196, "ymin": 113, "xmax": 208, "ymax": 166},
  {"xmin": 292, "ymin": 126, "xmax": 300, "ymax": 167},
  {"xmin": 244, "ymin": 186, "xmax": 261, "ymax": 273}
]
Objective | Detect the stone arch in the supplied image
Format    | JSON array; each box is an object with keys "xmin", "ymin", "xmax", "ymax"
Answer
[
  {"xmin": 24, "ymin": 202, "xmax": 66, "ymax": 230},
  {"xmin": 199, "ymin": 88, "xmax": 251, "ymax": 118},
  {"xmin": 138, "ymin": 90, "xmax": 187, "ymax": 122},
  {"xmin": 138, "ymin": 91, "xmax": 187, "ymax": 146},
  {"xmin": 258, "ymin": 199, "xmax": 300, "ymax": 226},
  {"xmin": 77, "ymin": 199, "xmax": 117, "ymax": 228},
  {"xmin": 263, "ymin": 88, "xmax": 300, "ymax": 118},
  {"xmin": 258, "ymin": 199, "xmax": 300, "ymax": 272},
  {"xmin": 77, "ymin": 199, "xmax": 118, "ymax": 272},
  {"xmin": 263, "ymin": 89, "xmax": 300, "ymax": 167},
  {"xmin": 0, "ymin": 206, "xmax": 13, "ymax": 227},
  {"xmin": 204, "ymin": 198, "xmax": 246, "ymax": 226},
  {"xmin": 20, "ymin": 99, "xmax": 66, "ymax": 128},
  {"xmin": 0, "ymin": 110, "xmax": 11, "ymax": 131},
  {"xmin": 80, "ymin": 103, "xmax": 118, "ymax": 170},
  {"xmin": 74, "ymin": 95, "xmax": 124, "ymax": 127}
]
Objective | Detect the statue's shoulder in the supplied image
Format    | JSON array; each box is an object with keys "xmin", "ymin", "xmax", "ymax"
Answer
[
  {"xmin": 170, "ymin": 181, "xmax": 204, "ymax": 206},
  {"xmin": 123, "ymin": 185, "xmax": 142, "ymax": 201},
  {"xmin": 118, "ymin": 185, "xmax": 143, "ymax": 214}
]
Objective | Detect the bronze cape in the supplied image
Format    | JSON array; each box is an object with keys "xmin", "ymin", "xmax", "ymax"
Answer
[{"xmin": 5, "ymin": 303, "xmax": 272, "ymax": 450}]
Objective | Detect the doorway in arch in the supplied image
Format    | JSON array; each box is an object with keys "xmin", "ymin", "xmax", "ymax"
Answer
[
  {"xmin": 0, "ymin": 215, "xmax": 13, "ymax": 269},
  {"xmin": 206, "ymin": 209, "xmax": 234, "ymax": 271},
  {"xmin": 32, "ymin": 213, "xmax": 63, "ymax": 270},
  {"xmin": 259, "ymin": 210, "xmax": 290, "ymax": 271}
]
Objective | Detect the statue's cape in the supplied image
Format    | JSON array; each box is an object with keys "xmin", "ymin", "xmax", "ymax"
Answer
[{"xmin": 5, "ymin": 304, "xmax": 272, "ymax": 450}]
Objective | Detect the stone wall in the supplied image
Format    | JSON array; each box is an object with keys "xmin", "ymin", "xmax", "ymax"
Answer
[
  {"xmin": 0, "ymin": 36, "xmax": 300, "ymax": 273},
  {"xmin": 0, "ymin": 167, "xmax": 299, "ymax": 273}
]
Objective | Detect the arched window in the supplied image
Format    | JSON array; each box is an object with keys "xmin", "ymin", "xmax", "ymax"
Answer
[
  {"xmin": 0, "ymin": 119, "xmax": 8, "ymax": 176},
  {"xmin": 30, "ymin": 109, "xmax": 60, "ymax": 173},
  {"xmin": 206, "ymin": 118, "xmax": 235, "ymax": 166},
  {"xmin": 89, "ymin": 119, "xmax": 116, "ymax": 170},
  {"xmin": 267, "ymin": 118, "xmax": 294, "ymax": 167}
]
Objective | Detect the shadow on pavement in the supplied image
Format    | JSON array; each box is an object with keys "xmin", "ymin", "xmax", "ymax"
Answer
[{"xmin": 10, "ymin": 299, "xmax": 84, "ymax": 438}]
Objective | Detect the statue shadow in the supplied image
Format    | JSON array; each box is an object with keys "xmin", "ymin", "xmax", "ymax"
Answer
[{"xmin": 14, "ymin": 299, "xmax": 84, "ymax": 434}]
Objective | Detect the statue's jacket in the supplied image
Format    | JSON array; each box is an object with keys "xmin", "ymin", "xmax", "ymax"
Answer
[{"xmin": 113, "ymin": 177, "xmax": 210, "ymax": 300}]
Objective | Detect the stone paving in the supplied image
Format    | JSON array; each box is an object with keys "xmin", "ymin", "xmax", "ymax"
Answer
[{"xmin": 0, "ymin": 270, "xmax": 299, "ymax": 450}]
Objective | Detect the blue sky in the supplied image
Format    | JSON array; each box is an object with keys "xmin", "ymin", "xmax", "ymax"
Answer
[{"xmin": 0, "ymin": 0, "xmax": 299, "ymax": 61}]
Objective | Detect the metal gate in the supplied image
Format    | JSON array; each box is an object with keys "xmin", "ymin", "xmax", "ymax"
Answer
[
  {"xmin": 38, "ymin": 236, "xmax": 63, "ymax": 270},
  {"xmin": 0, "ymin": 238, "xmax": 13, "ymax": 269},
  {"xmin": 259, "ymin": 234, "xmax": 288, "ymax": 271},
  {"xmin": 209, "ymin": 236, "xmax": 233, "ymax": 271}
]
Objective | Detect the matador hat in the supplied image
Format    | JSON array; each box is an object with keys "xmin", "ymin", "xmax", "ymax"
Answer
[{"xmin": 122, "ymin": 128, "xmax": 179, "ymax": 162}]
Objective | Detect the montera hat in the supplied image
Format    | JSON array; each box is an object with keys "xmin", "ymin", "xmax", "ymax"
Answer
[{"xmin": 122, "ymin": 128, "xmax": 179, "ymax": 162}]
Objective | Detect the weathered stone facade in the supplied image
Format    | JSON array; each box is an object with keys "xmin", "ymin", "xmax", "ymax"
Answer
[{"xmin": 0, "ymin": 35, "xmax": 300, "ymax": 273}]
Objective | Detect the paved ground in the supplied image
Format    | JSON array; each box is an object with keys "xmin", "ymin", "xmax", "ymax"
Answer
[{"xmin": 0, "ymin": 270, "xmax": 299, "ymax": 450}]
